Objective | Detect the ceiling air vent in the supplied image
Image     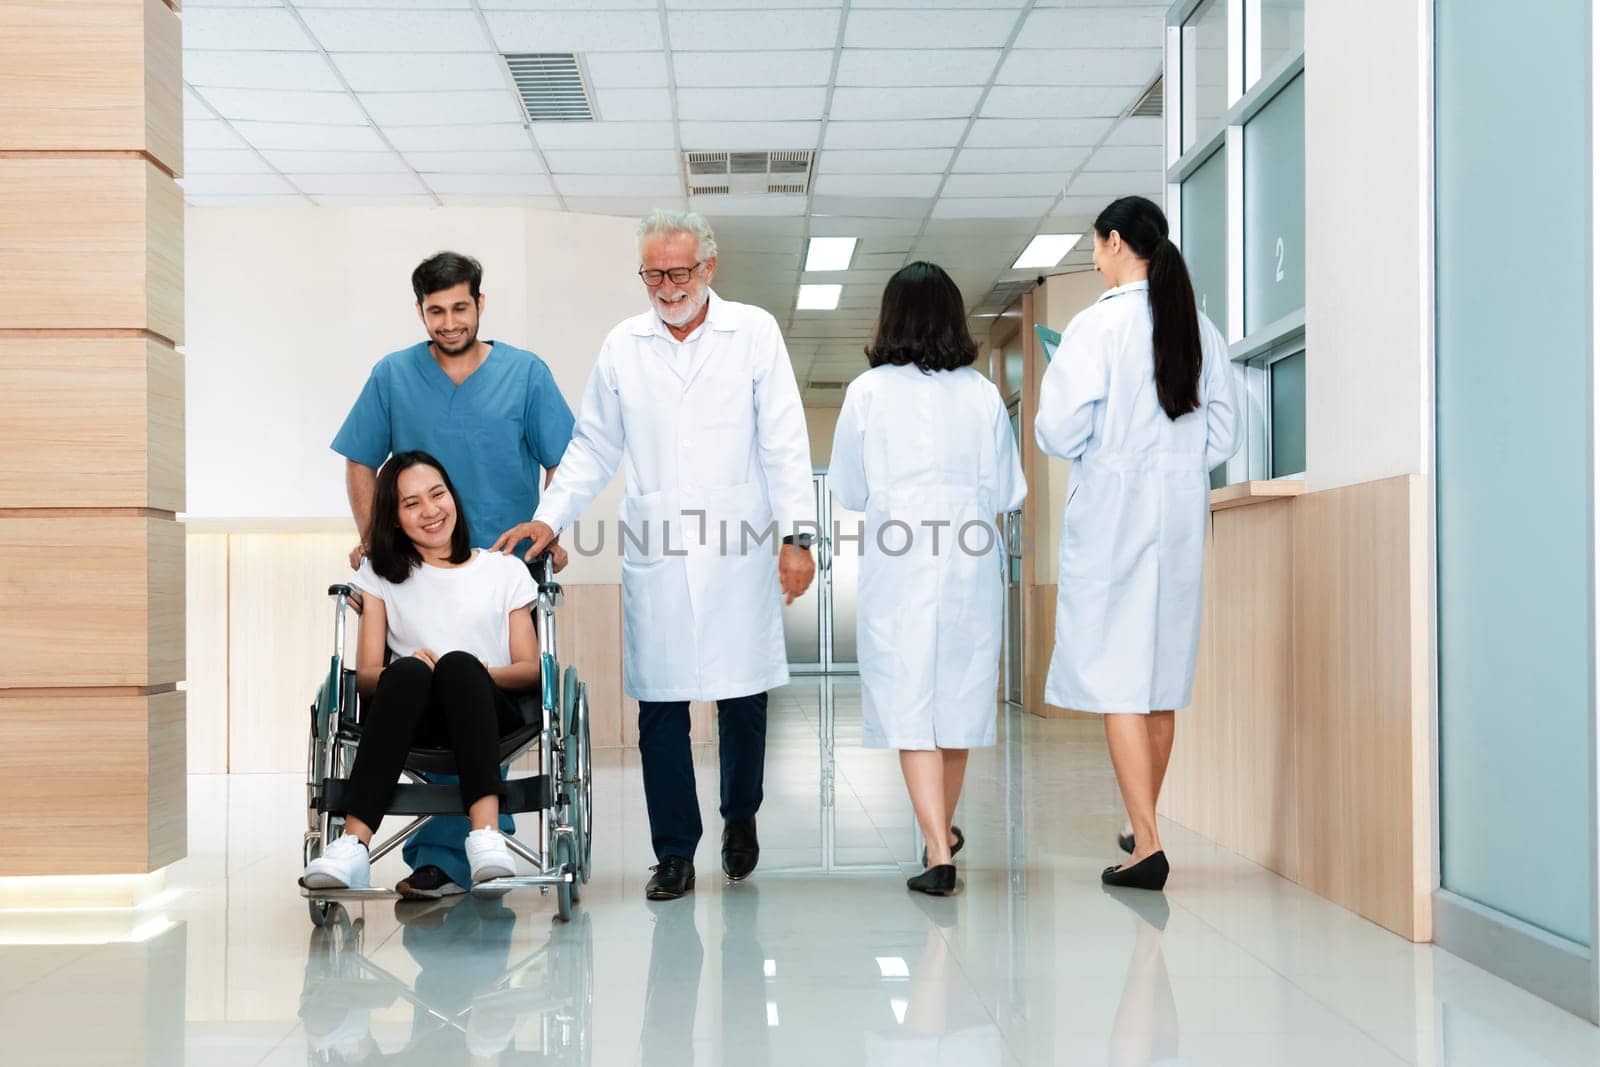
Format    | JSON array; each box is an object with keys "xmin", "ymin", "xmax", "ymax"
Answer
[
  {"xmin": 980, "ymin": 279, "xmax": 1035, "ymax": 312},
  {"xmin": 683, "ymin": 150, "xmax": 815, "ymax": 196},
  {"xmin": 1129, "ymin": 76, "xmax": 1163, "ymax": 118},
  {"xmin": 503, "ymin": 53, "xmax": 596, "ymax": 122}
]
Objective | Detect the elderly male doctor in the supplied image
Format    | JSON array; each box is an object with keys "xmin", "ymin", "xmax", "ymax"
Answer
[{"xmin": 518, "ymin": 210, "xmax": 815, "ymax": 901}]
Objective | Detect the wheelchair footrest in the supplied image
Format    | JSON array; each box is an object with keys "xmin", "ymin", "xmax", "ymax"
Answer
[{"xmin": 318, "ymin": 775, "xmax": 552, "ymax": 816}]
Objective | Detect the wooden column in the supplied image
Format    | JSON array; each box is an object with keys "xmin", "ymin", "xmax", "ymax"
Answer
[{"xmin": 0, "ymin": 0, "xmax": 185, "ymax": 875}]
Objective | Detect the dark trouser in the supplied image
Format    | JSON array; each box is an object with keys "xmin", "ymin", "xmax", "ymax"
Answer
[
  {"xmin": 637, "ymin": 691, "xmax": 767, "ymax": 861},
  {"xmin": 340, "ymin": 651, "xmax": 522, "ymax": 831}
]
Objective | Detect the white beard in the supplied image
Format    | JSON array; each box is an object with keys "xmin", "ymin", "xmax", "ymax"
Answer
[{"xmin": 654, "ymin": 287, "xmax": 708, "ymax": 328}]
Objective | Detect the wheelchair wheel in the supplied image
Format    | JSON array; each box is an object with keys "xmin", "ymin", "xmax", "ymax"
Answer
[
  {"xmin": 554, "ymin": 835, "xmax": 575, "ymax": 923},
  {"xmin": 575, "ymin": 683, "xmax": 593, "ymax": 882}
]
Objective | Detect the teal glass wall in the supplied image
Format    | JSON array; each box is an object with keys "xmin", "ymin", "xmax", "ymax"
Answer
[
  {"xmin": 1182, "ymin": 146, "xmax": 1228, "ymax": 332},
  {"xmin": 1268, "ymin": 349, "xmax": 1305, "ymax": 478},
  {"xmin": 1255, "ymin": 0, "xmax": 1305, "ymax": 78},
  {"xmin": 1436, "ymin": 0, "xmax": 1593, "ymax": 946},
  {"xmin": 1243, "ymin": 72, "xmax": 1306, "ymax": 335}
]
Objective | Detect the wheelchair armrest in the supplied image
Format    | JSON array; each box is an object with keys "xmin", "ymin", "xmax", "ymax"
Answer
[{"xmin": 329, "ymin": 583, "xmax": 354, "ymax": 598}]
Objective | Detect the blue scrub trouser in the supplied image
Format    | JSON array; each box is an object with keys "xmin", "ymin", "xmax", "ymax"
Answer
[{"xmin": 637, "ymin": 691, "xmax": 767, "ymax": 861}]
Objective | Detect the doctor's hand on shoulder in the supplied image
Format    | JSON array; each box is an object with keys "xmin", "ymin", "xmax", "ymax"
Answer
[
  {"xmin": 779, "ymin": 542, "xmax": 815, "ymax": 605},
  {"xmin": 496, "ymin": 520, "xmax": 567, "ymax": 572}
]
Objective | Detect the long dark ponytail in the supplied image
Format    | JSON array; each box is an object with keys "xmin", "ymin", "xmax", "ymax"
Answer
[{"xmin": 1093, "ymin": 196, "xmax": 1202, "ymax": 420}]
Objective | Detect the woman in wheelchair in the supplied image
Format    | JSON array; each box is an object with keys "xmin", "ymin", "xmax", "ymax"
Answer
[{"xmin": 300, "ymin": 450, "xmax": 540, "ymax": 892}]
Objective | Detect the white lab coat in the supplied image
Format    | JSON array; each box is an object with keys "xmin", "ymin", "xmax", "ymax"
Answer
[
  {"xmin": 1035, "ymin": 281, "xmax": 1241, "ymax": 714},
  {"xmin": 829, "ymin": 365, "xmax": 1027, "ymax": 749},
  {"xmin": 533, "ymin": 292, "xmax": 813, "ymax": 703}
]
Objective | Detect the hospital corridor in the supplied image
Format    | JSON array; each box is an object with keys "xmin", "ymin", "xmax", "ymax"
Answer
[{"xmin": 3, "ymin": 1, "xmax": 1600, "ymax": 1064}]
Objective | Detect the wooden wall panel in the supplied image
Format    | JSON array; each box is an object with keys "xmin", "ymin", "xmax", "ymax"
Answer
[
  {"xmin": 0, "ymin": 516, "xmax": 184, "ymax": 687},
  {"xmin": 1293, "ymin": 475, "xmax": 1430, "ymax": 939},
  {"xmin": 185, "ymin": 533, "xmax": 229, "ymax": 774},
  {"xmin": 1157, "ymin": 477, "xmax": 1431, "ymax": 942},
  {"xmin": 0, "ymin": 158, "xmax": 183, "ymax": 341},
  {"xmin": 226, "ymin": 534, "xmax": 352, "ymax": 774},
  {"xmin": 1209, "ymin": 499, "xmax": 1299, "ymax": 877},
  {"xmin": 0, "ymin": 0, "xmax": 182, "ymax": 172},
  {"xmin": 0, "ymin": 690, "xmax": 183, "ymax": 875},
  {"xmin": 0, "ymin": 337, "xmax": 183, "ymax": 510}
]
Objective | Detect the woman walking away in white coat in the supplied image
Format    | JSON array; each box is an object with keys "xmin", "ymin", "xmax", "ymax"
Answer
[
  {"xmin": 830, "ymin": 262, "xmax": 1027, "ymax": 897},
  {"xmin": 1036, "ymin": 196, "xmax": 1240, "ymax": 892}
]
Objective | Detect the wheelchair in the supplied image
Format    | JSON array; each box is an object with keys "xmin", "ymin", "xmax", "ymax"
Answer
[{"xmin": 302, "ymin": 555, "xmax": 593, "ymax": 926}]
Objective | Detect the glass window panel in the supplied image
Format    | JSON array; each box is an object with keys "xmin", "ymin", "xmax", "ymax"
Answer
[
  {"xmin": 1267, "ymin": 349, "xmax": 1305, "ymax": 478},
  {"xmin": 1256, "ymin": 0, "xmax": 1305, "ymax": 79},
  {"xmin": 1181, "ymin": 0, "xmax": 1229, "ymax": 150},
  {"xmin": 1436, "ymin": 0, "xmax": 1593, "ymax": 946},
  {"xmin": 1181, "ymin": 146, "xmax": 1228, "ymax": 332},
  {"xmin": 1243, "ymin": 71, "xmax": 1306, "ymax": 334},
  {"xmin": 1209, "ymin": 463, "xmax": 1228, "ymax": 491},
  {"xmin": 829, "ymin": 500, "xmax": 861, "ymax": 665},
  {"xmin": 783, "ymin": 477, "xmax": 824, "ymax": 666}
]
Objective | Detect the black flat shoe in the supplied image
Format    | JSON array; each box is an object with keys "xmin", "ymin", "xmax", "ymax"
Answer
[
  {"xmin": 920, "ymin": 825, "xmax": 965, "ymax": 868},
  {"xmin": 722, "ymin": 817, "xmax": 759, "ymax": 881},
  {"xmin": 906, "ymin": 864, "xmax": 957, "ymax": 896},
  {"xmin": 646, "ymin": 856, "xmax": 696, "ymax": 900},
  {"xmin": 1101, "ymin": 851, "xmax": 1169, "ymax": 891},
  {"xmin": 1117, "ymin": 832, "xmax": 1135, "ymax": 855}
]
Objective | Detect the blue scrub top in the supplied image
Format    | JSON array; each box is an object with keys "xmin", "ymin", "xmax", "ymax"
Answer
[{"xmin": 332, "ymin": 341, "xmax": 575, "ymax": 551}]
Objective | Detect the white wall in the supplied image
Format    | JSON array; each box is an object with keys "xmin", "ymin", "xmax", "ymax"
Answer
[
  {"xmin": 1304, "ymin": 0, "xmax": 1432, "ymax": 492},
  {"xmin": 184, "ymin": 204, "xmax": 644, "ymax": 582}
]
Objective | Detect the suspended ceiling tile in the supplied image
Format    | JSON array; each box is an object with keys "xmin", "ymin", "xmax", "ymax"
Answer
[
  {"xmin": 384, "ymin": 124, "xmax": 532, "ymax": 152},
  {"xmin": 828, "ymin": 86, "xmax": 985, "ymax": 122},
  {"xmin": 287, "ymin": 172, "xmax": 429, "ymax": 196},
  {"xmin": 181, "ymin": 8, "xmax": 317, "ymax": 51},
  {"xmin": 931, "ymin": 196, "xmax": 1056, "ymax": 218},
  {"xmin": 183, "ymin": 149, "xmax": 274, "ymax": 175},
  {"xmin": 1081, "ymin": 145, "xmax": 1165, "ymax": 172},
  {"xmin": 179, "ymin": 173, "xmax": 300, "ymax": 195},
  {"xmin": 184, "ymin": 121, "xmax": 247, "ymax": 150},
  {"xmin": 690, "ymin": 194, "xmax": 810, "ymax": 217},
  {"xmin": 185, "ymin": 51, "xmax": 344, "ymax": 92},
  {"xmin": 1068, "ymin": 170, "xmax": 1163, "ymax": 196},
  {"xmin": 299, "ymin": 8, "xmax": 495, "ymax": 52},
  {"xmin": 564, "ymin": 195, "xmax": 690, "ymax": 215},
  {"xmin": 666, "ymin": 9, "xmax": 843, "ymax": 51},
  {"xmin": 484, "ymin": 10, "xmax": 665, "ymax": 52},
  {"xmin": 964, "ymin": 117, "xmax": 1114, "ymax": 148},
  {"xmin": 823, "ymin": 119, "xmax": 968, "ymax": 150},
  {"xmin": 998, "ymin": 48, "xmax": 1162, "ymax": 87},
  {"xmin": 833, "ymin": 49, "xmax": 1001, "ymax": 87},
  {"xmin": 981, "ymin": 84, "xmax": 1142, "ymax": 120},
  {"xmin": 259, "ymin": 149, "xmax": 411, "ymax": 174},
  {"xmin": 942, "ymin": 172, "xmax": 1066, "ymax": 197},
  {"xmin": 425, "ymin": 173, "xmax": 559, "ymax": 196},
  {"xmin": 329, "ymin": 52, "xmax": 509, "ymax": 94},
  {"xmin": 584, "ymin": 52, "xmax": 672, "ymax": 90},
  {"xmin": 673, "ymin": 51, "xmax": 835, "ymax": 88},
  {"xmin": 952, "ymin": 145, "xmax": 1091, "ymax": 173},
  {"xmin": 403, "ymin": 150, "xmax": 547, "ymax": 174},
  {"xmin": 230, "ymin": 121, "xmax": 391, "ymax": 152},
  {"xmin": 193, "ymin": 87, "xmax": 368, "ymax": 126},
  {"xmin": 531, "ymin": 122, "xmax": 678, "ymax": 151},
  {"xmin": 678, "ymin": 88, "xmax": 829, "ymax": 123},
  {"xmin": 678, "ymin": 121, "xmax": 822, "ymax": 151},
  {"xmin": 542, "ymin": 149, "xmax": 682, "ymax": 175},
  {"xmin": 1102, "ymin": 116, "xmax": 1164, "ymax": 147},
  {"xmin": 814, "ymin": 148, "xmax": 955, "ymax": 175},
  {"xmin": 1020, "ymin": 6, "xmax": 1167, "ymax": 49},
  {"xmin": 360, "ymin": 90, "xmax": 524, "ymax": 126},
  {"xmin": 553, "ymin": 173, "xmax": 686, "ymax": 198},
  {"xmin": 811, "ymin": 173, "xmax": 944, "ymax": 199},
  {"xmin": 592, "ymin": 88, "xmax": 676, "ymax": 122},
  {"xmin": 843, "ymin": 9, "xmax": 1017, "ymax": 49}
]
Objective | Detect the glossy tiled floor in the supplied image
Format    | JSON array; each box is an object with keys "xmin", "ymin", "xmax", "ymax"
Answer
[{"xmin": 3, "ymin": 678, "xmax": 1598, "ymax": 1065}]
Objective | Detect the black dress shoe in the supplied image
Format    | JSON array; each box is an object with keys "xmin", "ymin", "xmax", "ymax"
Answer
[
  {"xmin": 920, "ymin": 824, "xmax": 965, "ymax": 868},
  {"xmin": 1117, "ymin": 832, "xmax": 1135, "ymax": 855},
  {"xmin": 722, "ymin": 817, "xmax": 759, "ymax": 881},
  {"xmin": 906, "ymin": 864, "xmax": 957, "ymax": 896},
  {"xmin": 646, "ymin": 856, "xmax": 696, "ymax": 900},
  {"xmin": 1101, "ymin": 851, "xmax": 1169, "ymax": 891}
]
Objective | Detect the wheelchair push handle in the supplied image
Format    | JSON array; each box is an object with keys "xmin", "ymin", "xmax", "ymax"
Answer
[{"xmin": 526, "ymin": 551, "xmax": 560, "ymax": 593}]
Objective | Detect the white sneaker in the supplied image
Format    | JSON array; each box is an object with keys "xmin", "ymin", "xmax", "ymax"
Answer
[
  {"xmin": 300, "ymin": 835, "xmax": 371, "ymax": 890},
  {"xmin": 466, "ymin": 828, "xmax": 516, "ymax": 883}
]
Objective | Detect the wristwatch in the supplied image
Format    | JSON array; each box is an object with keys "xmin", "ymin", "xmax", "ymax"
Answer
[{"xmin": 782, "ymin": 533, "xmax": 814, "ymax": 550}]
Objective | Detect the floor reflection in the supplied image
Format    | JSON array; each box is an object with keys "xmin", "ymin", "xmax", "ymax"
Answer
[
  {"xmin": 2, "ymin": 681, "xmax": 1599, "ymax": 1066},
  {"xmin": 297, "ymin": 897, "xmax": 590, "ymax": 1063}
]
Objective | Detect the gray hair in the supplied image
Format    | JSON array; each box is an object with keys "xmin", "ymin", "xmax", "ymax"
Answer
[{"xmin": 636, "ymin": 209, "xmax": 718, "ymax": 261}]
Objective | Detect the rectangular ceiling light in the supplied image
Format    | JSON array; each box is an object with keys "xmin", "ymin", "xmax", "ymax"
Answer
[
  {"xmin": 1012, "ymin": 233, "xmax": 1083, "ymax": 270},
  {"xmin": 805, "ymin": 236, "xmax": 857, "ymax": 272},
  {"xmin": 797, "ymin": 284, "xmax": 842, "ymax": 310}
]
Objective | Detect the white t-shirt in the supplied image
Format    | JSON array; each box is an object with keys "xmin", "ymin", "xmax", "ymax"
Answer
[{"xmin": 349, "ymin": 550, "xmax": 539, "ymax": 667}]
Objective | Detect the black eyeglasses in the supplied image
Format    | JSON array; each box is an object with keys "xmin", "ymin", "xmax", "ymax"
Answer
[{"xmin": 638, "ymin": 262, "xmax": 702, "ymax": 287}]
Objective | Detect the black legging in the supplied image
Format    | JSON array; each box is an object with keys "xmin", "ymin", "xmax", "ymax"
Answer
[{"xmin": 339, "ymin": 650, "xmax": 524, "ymax": 831}]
